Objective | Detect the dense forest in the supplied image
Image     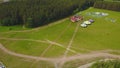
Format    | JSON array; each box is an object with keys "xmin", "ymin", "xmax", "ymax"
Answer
[
  {"xmin": 0, "ymin": 0, "xmax": 102, "ymax": 28},
  {"xmin": 94, "ymin": 1, "xmax": 120, "ymax": 11}
]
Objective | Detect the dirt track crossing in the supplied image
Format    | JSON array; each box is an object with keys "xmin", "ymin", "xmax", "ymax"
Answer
[
  {"xmin": 63, "ymin": 23, "xmax": 79, "ymax": 57},
  {"xmin": 0, "ymin": 43, "xmax": 54, "ymax": 61},
  {"xmin": 1, "ymin": 18, "xmax": 120, "ymax": 68},
  {"xmin": 58, "ymin": 23, "xmax": 80, "ymax": 68},
  {"xmin": 30, "ymin": 22, "xmax": 72, "ymax": 67},
  {"xmin": 0, "ymin": 38, "xmax": 77, "ymax": 54},
  {"xmin": 1, "ymin": 43, "xmax": 120, "ymax": 68},
  {"xmin": 40, "ymin": 22, "xmax": 72, "ymax": 57}
]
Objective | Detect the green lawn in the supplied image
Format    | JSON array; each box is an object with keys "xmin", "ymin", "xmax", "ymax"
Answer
[
  {"xmin": 0, "ymin": 49, "xmax": 54, "ymax": 68},
  {"xmin": 0, "ymin": 25, "xmax": 30, "ymax": 32},
  {"xmin": 1, "ymin": 7, "xmax": 120, "ymax": 56},
  {"xmin": 0, "ymin": 8, "xmax": 120, "ymax": 56},
  {"xmin": 0, "ymin": 7, "xmax": 120, "ymax": 68},
  {"xmin": 104, "ymin": 0, "xmax": 120, "ymax": 2},
  {"xmin": 0, "ymin": 39, "xmax": 49, "ymax": 56}
]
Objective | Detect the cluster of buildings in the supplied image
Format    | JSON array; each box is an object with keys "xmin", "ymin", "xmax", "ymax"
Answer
[{"xmin": 70, "ymin": 15, "xmax": 94, "ymax": 28}]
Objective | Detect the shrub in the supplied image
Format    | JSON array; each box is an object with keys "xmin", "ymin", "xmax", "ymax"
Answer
[{"xmin": 90, "ymin": 60, "xmax": 120, "ymax": 68}]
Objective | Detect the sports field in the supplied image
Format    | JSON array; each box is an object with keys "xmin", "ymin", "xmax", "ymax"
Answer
[{"xmin": 0, "ymin": 7, "xmax": 120, "ymax": 68}]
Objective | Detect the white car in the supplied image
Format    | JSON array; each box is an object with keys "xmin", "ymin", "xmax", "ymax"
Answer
[
  {"xmin": 83, "ymin": 21, "xmax": 91, "ymax": 25},
  {"xmin": 0, "ymin": 62, "xmax": 5, "ymax": 68},
  {"xmin": 80, "ymin": 23, "xmax": 87, "ymax": 28}
]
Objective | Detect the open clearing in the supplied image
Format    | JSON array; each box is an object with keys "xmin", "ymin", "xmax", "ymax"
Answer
[{"xmin": 0, "ymin": 7, "xmax": 120, "ymax": 68}]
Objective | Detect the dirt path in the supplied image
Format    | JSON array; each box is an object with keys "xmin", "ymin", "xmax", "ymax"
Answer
[
  {"xmin": 30, "ymin": 22, "xmax": 72, "ymax": 68},
  {"xmin": 63, "ymin": 23, "xmax": 79, "ymax": 57},
  {"xmin": 0, "ymin": 38, "xmax": 46, "ymax": 43},
  {"xmin": 0, "ymin": 19, "xmax": 120, "ymax": 67},
  {"xmin": 0, "ymin": 43, "xmax": 54, "ymax": 62},
  {"xmin": 63, "ymin": 53, "xmax": 120, "ymax": 62},
  {"xmin": 0, "ymin": 18, "xmax": 68, "ymax": 34},
  {"xmin": 40, "ymin": 22, "xmax": 72, "ymax": 57},
  {"xmin": 0, "ymin": 43, "xmax": 120, "ymax": 68},
  {"xmin": 46, "ymin": 40, "xmax": 77, "ymax": 54},
  {"xmin": 58, "ymin": 23, "xmax": 80, "ymax": 68},
  {"xmin": 0, "ymin": 37, "xmax": 77, "ymax": 53},
  {"xmin": 78, "ymin": 59, "xmax": 114, "ymax": 68}
]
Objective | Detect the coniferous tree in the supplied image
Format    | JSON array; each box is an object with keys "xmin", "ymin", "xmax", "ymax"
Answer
[{"xmin": 0, "ymin": 0, "xmax": 102, "ymax": 28}]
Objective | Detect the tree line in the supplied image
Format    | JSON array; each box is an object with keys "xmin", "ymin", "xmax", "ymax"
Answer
[
  {"xmin": 94, "ymin": 1, "xmax": 120, "ymax": 11},
  {"xmin": 0, "ymin": 0, "xmax": 102, "ymax": 28}
]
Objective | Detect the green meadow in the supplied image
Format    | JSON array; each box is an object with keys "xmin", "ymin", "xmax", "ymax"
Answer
[{"xmin": 0, "ymin": 7, "xmax": 120, "ymax": 68}]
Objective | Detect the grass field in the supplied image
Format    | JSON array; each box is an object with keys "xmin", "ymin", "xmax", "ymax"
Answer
[
  {"xmin": 0, "ymin": 25, "xmax": 30, "ymax": 32},
  {"xmin": 104, "ymin": 0, "xmax": 120, "ymax": 2},
  {"xmin": 0, "ymin": 49, "xmax": 54, "ymax": 68},
  {"xmin": 0, "ymin": 7, "xmax": 120, "ymax": 68}
]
